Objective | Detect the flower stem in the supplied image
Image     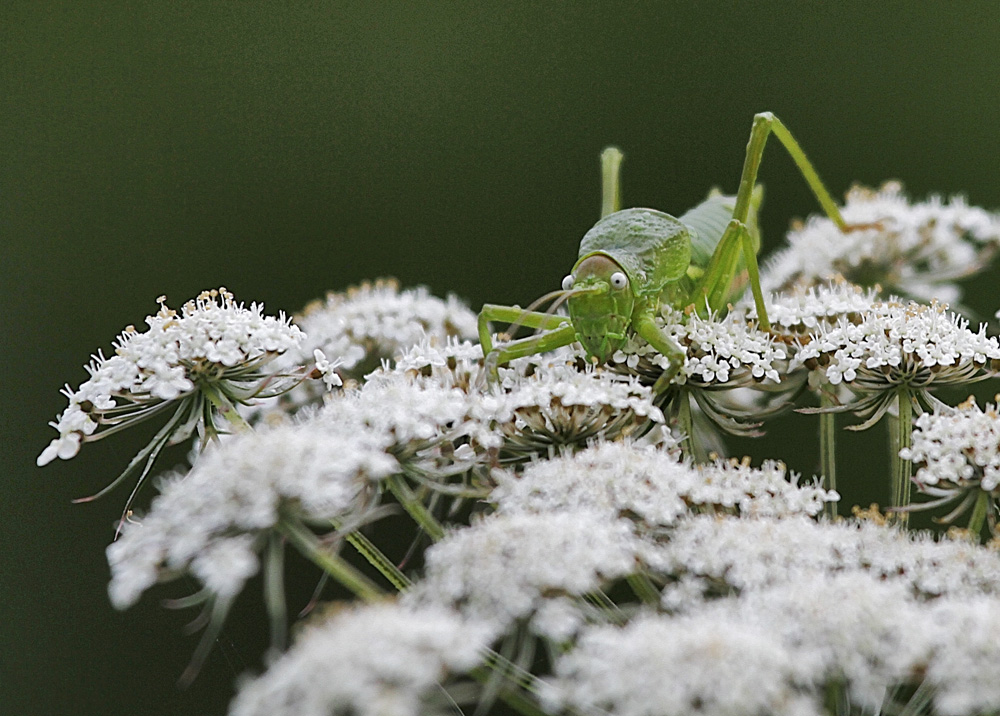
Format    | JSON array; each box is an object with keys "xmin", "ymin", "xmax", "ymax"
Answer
[
  {"xmin": 264, "ymin": 532, "xmax": 287, "ymax": 651},
  {"xmin": 890, "ymin": 389, "xmax": 913, "ymax": 527},
  {"xmin": 627, "ymin": 572, "xmax": 661, "ymax": 605},
  {"xmin": 676, "ymin": 392, "xmax": 706, "ymax": 463},
  {"xmin": 819, "ymin": 394, "xmax": 837, "ymax": 519},
  {"xmin": 387, "ymin": 474, "xmax": 446, "ymax": 541},
  {"xmin": 967, "ymin": 490, "xmax": 990, "ymax": 540},
  {"xmin": 279, "ymin": 518, "xmax": 384, "ymax": 602},
  {"xmin": 337, "ymin": 521, "xmax": 411, "ymax": 592},
  {"xmin": 200, "ymin": 382, "xmax": 251, "ymax": 432}
]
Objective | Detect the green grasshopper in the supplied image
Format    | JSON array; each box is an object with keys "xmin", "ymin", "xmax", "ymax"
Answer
[{"xmin": 479, "ymin": 112, "xmax": 853, "ymax": 390}]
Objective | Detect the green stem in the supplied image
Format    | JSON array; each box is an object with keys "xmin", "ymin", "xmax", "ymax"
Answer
[
  {"xmin": 279, "ymin": 519, "xmax": 384, "ymax": 602},
  {"xmin": 584, "ymin": 588, "xmax": 619, "ymax": 614},
  {"xmin": 387, "ymin": 474, "xmax": 446, "ymax": 541},
  {"xmin": 819, "ymin": 394, "xmax": 837, "ymax": 519},
  {"xmin": 676, "ymin": 392, "xmax": 706, "ymax": 463},
  {"xmin": 338, "ymin": 522, "xmax": 411, "ymax": 592},
  {"xmin": 890, "ymin": 389, "xmax": 913, "ymax": 527},
  {"xmin": 967, "ymin": 490, "xmax": 990, "ymax": 540},
  {"xmin": 824, "ymin": 680, "xmax": 848, "ymax": 716},
  {"xmin": 200, "ymin": 382, "xmax": 251, "ymax": 432},
  {"xmin": 475, "ymin": 648, "xmax": 590, "ymax": 716},
  {"xmin": 627, "ymin": 572, "xmax": 661, "ymax": 605},
  {"xmin": 264, "ymin": 532, "xmax": 287, "ymax": 651}
]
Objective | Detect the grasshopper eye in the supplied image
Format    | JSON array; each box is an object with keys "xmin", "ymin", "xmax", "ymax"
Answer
[
  {"xmin": 561, "ymin": 275, "xmax": 575, "ymax": 290},
  {"xmin": 610, "ymin": 272, "xmax": 628, "ymax": 290}
]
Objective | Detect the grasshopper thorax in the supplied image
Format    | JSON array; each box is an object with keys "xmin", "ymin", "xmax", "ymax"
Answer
[{"xmin": 564, "ymin": 253, "xmax": 635, "ymax": 363}]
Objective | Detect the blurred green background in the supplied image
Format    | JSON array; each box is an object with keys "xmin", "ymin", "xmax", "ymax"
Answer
[{"xmin": 5, "ymin": 2, "xmax": 1000, "ymax": 714}]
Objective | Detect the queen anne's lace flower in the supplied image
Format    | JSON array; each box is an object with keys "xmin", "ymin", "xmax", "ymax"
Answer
[
  {"xmin": 396, "ymin": 340, "xmax": 666, "ymax": 460},
  {"xmin": 545, "ymin": 608, "xmax": 812, "ymax": 716},
  {"xmin": 762, "ymin": 182, "xmax": 1000, "ymax": 304},
  {"xmin": 611, "ymin": 306, "xmax": 787, "ymax": 387},
  {"xmin": 489, "ymin": 355, "xmax": 664, "ymax": 455},
  {"xmin": 252, "ymin": 281, "xmax": 479, "ymax": 418},
  {"xmin": 406, "ymin": 510, "xmax": 640, "ymax": 632},
  {"xmin": 645, "ymin": 515, "xmax": 1000, "ymax": 605},
  {"xmin": 546, "ymin": 567, "xmax": 1000, "ymax": 716},
  {"xmin": 796, "ymin": 299, "xmax": 1000, "ymax": 386},
  {"xmin": 748, "ymin": 280, "xmax": 882, "ymax": 335},
  {"xmin": 106, "ymin": 418, "xmax": 395, "ymax": 609},
  {"xmin": 902, "ymin": 399, "xmax": 1000, "ymax": 491},
  {"xmin": 491, "ymin": 441, "xmax": 836, "ymax": 524},
  {"xmin": 107, "ymin": 369, "xmax": 483, "ymax": 609},
  {"xmin": 229, "ymin": 603, "xmax": 491, "ymax": 716},
  {"xmin": 925, "ymin": 596, "xmax": 1000, "ymax": 715},
  {"xmin": 44, "ymin": 273, "xmax": 1000, "ymax": 716},
  {"xmin": 898, "ymin": 399, "xmax": 1000, "ymax": 530},
  {"xmin": 297, "ymin": 279, "xmax": 478, "ymax": 374},
  {"xmin": 38, "ymin": 289, "xmax": 306, "ymax": 467}
]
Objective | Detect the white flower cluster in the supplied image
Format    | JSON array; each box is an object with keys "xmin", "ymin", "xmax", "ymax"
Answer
[
  {"xmin": 749, "ymin": 280, "xmax": 881, "ymax": 334},
  {"xmin": 546, "ymin": 573, "xmax": 1000, "ymax": 716},
  {"xmin": 794, "ymin": 299, "xmax": 1000, "ymax": 386},
  {"xmin": 544, "ymin": 607, "xmax": 813, "ymax": 716},
  {"xmin": 106, "ymin": 418, "xmax": 396, "ymax": 609},
  {"xmin": 646, "ymin": 515, "xmax": 1000, "ymax": 602},
  {"xmin": 496, "ymin": 355, "xmax": 663, "ymax": 422},
  {"xmin": 406, "ymin": 511, "xmax": 640, "ymax": 632},
  {"xmin": 287, "ymin": 278, "xmax": 478, "ymax": 378},
  {"xmin": 394, "ymin": 340, "xmax": 666, "ymax": 456},
  {"xmin": 613, "ymin": 306, "xmax": 787, "ymax": 386},
  {"xmin": 229, "ymin": 603, "xmax": 491, "ymax": 716},
  {"xmin": 394, "ymin": 336, "xmax": 486, "ymax": 384},
  {"xmin": 492, "ymin": 441, "xmax": 836, "ymax": 525},
  {"xmin": 762, "ymin": 181, "xmax": 1000, "ymax": 303},
  {"xmin": 106, "ymin": 371, "xmax": 479, "ymax": 609},
  {"xmin": 38, "ymin": 289, "xmax": 304, "ymax": 466},
  {"xmin": 252, "ymin": 280, "xmax": 479, "ymax": 418},
  {"xmin": 901, "ymin": 400, "xmax": 1000, "ymax": 491},
  {"xmin": 60, "ymin": 277, "xmax": 1000, "ymax": 716}
]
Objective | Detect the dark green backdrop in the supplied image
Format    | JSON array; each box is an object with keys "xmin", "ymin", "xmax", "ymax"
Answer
[{"xmin": 5, "ymin": 3, "xmax": 1000, "ymax": 714}]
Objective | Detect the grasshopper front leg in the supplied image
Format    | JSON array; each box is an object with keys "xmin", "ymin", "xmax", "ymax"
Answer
[
  {"xmin": 632, "ymin": 310, "xmax": 686, "ymax": 394},
  {"xmin": 478, "ymin": 304, "xmax": 577, "ymax": 381}
]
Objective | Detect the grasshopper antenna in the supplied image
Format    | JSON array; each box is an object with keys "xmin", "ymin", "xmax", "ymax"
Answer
[{"xmin": 501, "ymin": 284, "xmax": 603, "ymax": 345}]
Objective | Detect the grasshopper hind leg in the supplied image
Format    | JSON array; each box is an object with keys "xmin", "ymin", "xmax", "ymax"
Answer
[{"xmin": 720, "ymin": 112, "xmax": 854, "ymax": 330}]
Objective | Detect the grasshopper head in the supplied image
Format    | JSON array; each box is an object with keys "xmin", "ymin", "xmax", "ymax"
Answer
[{"xmin": 562, "ymin": 254, "xmax": 635, "ymax": 363}]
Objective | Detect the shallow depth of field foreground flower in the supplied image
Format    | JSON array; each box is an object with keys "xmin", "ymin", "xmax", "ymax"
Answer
[{"xmin": 38, "ymin": 189, "xmax": 1000, "ymax": 716}]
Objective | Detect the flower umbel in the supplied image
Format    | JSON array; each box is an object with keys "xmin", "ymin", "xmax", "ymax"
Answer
[
  {"xmin": 900, "ymin": 397, "xmax": 1000, "ymax": 535},
  {"xmin": 762, "ymin": 181, "xmax": 1000, "ymax": 306},
  {"xmin": 38, "ymin": 289, "xmax": 310, "ymax": 510},
  {"xmin": 795, "ymin": 297, "xmax": 1000, "ymax": 428}
]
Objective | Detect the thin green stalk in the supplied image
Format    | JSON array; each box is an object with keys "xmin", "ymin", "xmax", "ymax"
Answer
[
  {"xmin": 890, "ymin": 389, "xmax": 913, "ymax": 527},
  {"xmin": 387, "ymin": 474, "xmax": 446, "ymax": 541},
  {"xmin": 819, "ymin": 394, "xmax": 837, "ymax": 519},
  {"xmin": 339, "ymin": 523, "xmax": 411, "ymax": 592},
  {"xmin": 199, "ymin": 382, "xmax": 251, "ymax": 432},
  {"xmin": 676, "ymin": 392, "xmax": 706, "ymax": 463},
  {"xmin": 476, "ymin": 648, "xmax": 589, "ymax": 716},
  {"xmin": 896, "ymin": 677, "xmax": 935, "ymax": 716},
  {"xmin": 824, "ymin": 680, "xmax": 849, "ymax": 716},
  {"xmin": 967, "ymin": 490, "xmax": 990, "ymax": 540},
  {"xmin": 279, "ymin": 518, "xmax": 384, "ymax": 602},
  {"xmin": 584, "ymin": 589, "xmax": 616, "ymax": 612},
  {"xmin": 627, "ymin": 572, "xmax": 661, "ymax": 605},
  {"xmin": 264, "ymin": 532, "xmax": 287, "ymax": 651}
]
